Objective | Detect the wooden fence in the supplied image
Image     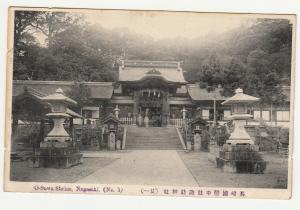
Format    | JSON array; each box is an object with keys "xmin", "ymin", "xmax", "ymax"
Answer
[
  {"xmin": 118, "ymin": 117, "xmax": 193, "ymax": 127},
  {"xmin": 169, "ymin": 118, "xmax": 192, "ymax": 127},
  {"xmin": 119, "ymin": 117, "xmax": 133, "ymax": 125}
]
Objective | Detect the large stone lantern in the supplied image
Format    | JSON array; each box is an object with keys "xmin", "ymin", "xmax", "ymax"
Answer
[
  {"xmin": 43, "ymin": 88, "xmax": 77, "ymax": 142},
  {"xmin": 28, "ymin": 88, "xmax": 82, "ymax": 168},
  {"xmin": 216, "ymin": 88, "xmax": 267, "ymax": 173},
  {"xmin": 221, "ymin": 88, "xmax": 259, "ymax": 145}
]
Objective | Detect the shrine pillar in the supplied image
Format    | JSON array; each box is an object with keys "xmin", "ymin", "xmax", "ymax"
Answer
[
  {"xmin": 132, "ymin": 91, "xmax": 139, "ymax": 125},
  {"xmin": 162, "ymin": 91, "xmax": 170, "ymax": 126}
]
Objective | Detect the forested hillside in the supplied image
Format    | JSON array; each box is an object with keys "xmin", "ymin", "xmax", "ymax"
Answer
[{"xmin": 13, "ymin": 11, "xmax": 293, "ymax": 104}]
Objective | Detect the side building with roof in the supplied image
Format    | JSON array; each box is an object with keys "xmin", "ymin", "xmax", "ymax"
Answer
[{"xmin": 12, "ymin": 60, "xmax": 291, "ymax": 129}]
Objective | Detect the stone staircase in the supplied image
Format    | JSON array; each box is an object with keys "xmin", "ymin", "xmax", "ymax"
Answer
[{"xmin": 125, "ymin": 126, "xmax": 183, "ymax": 150}]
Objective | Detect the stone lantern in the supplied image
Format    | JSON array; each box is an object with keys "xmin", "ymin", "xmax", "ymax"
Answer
[
  {"xmin": 216, "ymin": 88, "xmax": 267, "ymax": 173},
  {"xmin": 221, "ymin": 88, "xmax": 259, "ymax": 145},
  {"xmin": 188, "ymin": 118, "xmax": 208, "ymax": 152},
  {"xmin": 43, "ymin": 88, "xmax": 77, "ymax": 142},
  {"xmin": 28, "ymin": 88, "xmax": 82, "ymax": 168},
  {"xmin": 103, "ymin": 113, "xmax": 120, "ymax": 150},
  {"xmin": 114, "ymin": 105, "xmax": 120, "ymax": 119},
  {"xmin": 181, "ymin": 106, "xmax": 187, "ymax": 120}
]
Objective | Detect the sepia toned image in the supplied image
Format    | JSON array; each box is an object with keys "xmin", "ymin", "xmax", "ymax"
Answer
[{"xmin": 4, "ymin": 7, "xmax": 295, "ymax": 199}]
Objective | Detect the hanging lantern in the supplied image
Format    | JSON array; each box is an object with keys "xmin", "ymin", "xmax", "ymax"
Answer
[
  {"xmin": 158, "ymin": 91, "xmax": 160, "ymax": 98},
  {"xmin": 154, "ymin": 89, "xmax": 156, "ymax": 96}
]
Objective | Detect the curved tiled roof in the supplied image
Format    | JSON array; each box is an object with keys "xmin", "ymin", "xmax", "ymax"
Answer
[
  {"xmin": 222, "ymin": 88, "xmax": 259, "ymax": 105},
  {"xmin": 13, "ymin": 80, "xmax": 114, "ymax": 99},
  {"xmin": 41, "ymin": 88, "xmax": 77, "ymax": 105},
  {"xmin": 119, "ymin": 60, "xmax": 187, "ymax": 84},
  {"xmin": 187, "ymin": 84, "xmax": 227, "ymax": 101}
]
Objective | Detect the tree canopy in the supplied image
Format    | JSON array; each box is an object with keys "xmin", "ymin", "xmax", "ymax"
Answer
[{"xmin": 13, "ymin": 11, "xmax": 293, "ymax": 105}]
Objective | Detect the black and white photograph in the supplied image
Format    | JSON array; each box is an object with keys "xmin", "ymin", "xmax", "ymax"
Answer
[{"xmin": 4, "ymin": 7, "xmax": 295, "ymax": 199}]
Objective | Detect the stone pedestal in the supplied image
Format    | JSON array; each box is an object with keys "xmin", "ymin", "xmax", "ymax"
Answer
[
  {"xmin": 144, "ymin": 116, "xmax": 149, "ymax": 127},
  {"xmin": 138, "ymin": 114, "xmax": 143, "ymax": 126},
  {"xmin": 226, "ymin": 118, "xmax": 254, "ymax": 145},
  {"xmin": 216, "ymin": 144, "xmax": 267, "ymax": 173},
  {"xmin": 200, "ymin": 133, "xmax": 210, "ymax": 152},
  {"xmin": 116, "ymin": 140, "xmax": 121, "ymax": 150},
  {"xmin": 28, "ymin": 141, "xmax": 83, "ymax": 168},
  {"xmin": 132, "ymin": 113, "xmax": 137, "ymax": 125},
  {"xmin": 186, "ymin": 141, "xmax": 192, "ymax": 151},
  {"xmin": 108, "ymin": 131, "xmax": 116, "ymax": 150},
  {"xmin": 194, "ymin": 133, "xmax": 201, "ymax": 151}
]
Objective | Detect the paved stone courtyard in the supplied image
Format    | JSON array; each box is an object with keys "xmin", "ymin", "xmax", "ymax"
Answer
[
  {"xmin": 11, "ymin": 148, "xmax": 288, "ymax": 189},
  {"xmin": 78, "ymin": 150, "xmax": 198, "ymax": 186}
]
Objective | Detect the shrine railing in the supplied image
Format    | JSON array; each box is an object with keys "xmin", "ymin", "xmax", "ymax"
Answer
[
  {"xmin": 169, "ymin": 118, "xmax": 192, "ymax": 128},
  {"xmin": 119, "ymin": 117, "xmax": 134, "ymax": 125}
]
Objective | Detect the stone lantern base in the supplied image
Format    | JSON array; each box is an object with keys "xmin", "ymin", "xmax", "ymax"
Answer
[
  {"xmin": 216, "ymin": 144, "xmax": 267, "ymax": 174},
  {"xmin": 28, "ymin": 141, "xmax": 83, "ymax": 169}
]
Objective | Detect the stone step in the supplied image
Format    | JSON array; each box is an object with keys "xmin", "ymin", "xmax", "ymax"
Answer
[
  {"xmin": 125, "ymin": 144, "xmax": 182, "ymax": 147},
  {"xmin": 126, "ymin": 144, "xmax": 181, "ymax": 147},
  {"xmin": 126, "ymin": 141, "xmax": 181, "ymax": 144},
  {"xmin": 126, "ymin": 142, "xmax": 181, "ymax": 146},
  {"xmin": 126, "ymin": 126, "xmax": 182, "ymax": 150},
  {"xmin": 128, "ymin": 136, "xmax": 178, "ymax": 139}
]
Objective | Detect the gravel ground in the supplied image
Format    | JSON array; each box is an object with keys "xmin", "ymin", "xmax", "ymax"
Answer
[
  {"xmin": 10, "ymin": 148, "xmax": 288, "ymax": 188},
  {"xmin": 10, "ymin": 157, "xmax": 118, "ymax": 183},
  {"xmin": 178, "ymin": 146, "xmax": 289, "ymax": 189}
]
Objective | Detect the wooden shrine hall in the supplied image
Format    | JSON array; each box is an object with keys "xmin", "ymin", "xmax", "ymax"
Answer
[{"xmin": 12, "ymin": 60, "xmax": 291, "ymax": 128}]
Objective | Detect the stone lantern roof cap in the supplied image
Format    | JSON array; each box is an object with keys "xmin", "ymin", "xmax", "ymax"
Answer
[
  {"xmin": 221, "ymin": 88, "xmax": 260, "ymax": 105},
  {"xmin": 103, "ymin": 113, "xmax": 120, "ymax": 124},
  {"xmin": 188, "ymin": 117, "xmax": 208, "ymax": 126},
  {"xmin": 41, "ymin": 88, "xmax": 77, "ymax": 105}
]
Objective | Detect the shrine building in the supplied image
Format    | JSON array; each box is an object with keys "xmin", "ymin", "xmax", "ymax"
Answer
[{"xmin": 12, "ymin": 60, "xmax": 291, "ymax": 128}]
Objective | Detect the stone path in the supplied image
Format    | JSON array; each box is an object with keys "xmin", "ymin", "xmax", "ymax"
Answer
[{"xmin": 78, "ymin": 150, "xmax": 198, "ymax": 186}]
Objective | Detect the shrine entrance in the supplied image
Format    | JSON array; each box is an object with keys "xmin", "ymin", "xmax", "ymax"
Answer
[
  {"xmin": 122, "ymin": 77, "xmax": 180, "ymax": 127},
  {"xmin": 139, "ymin": 95, "xmax": 163, "ymax": 127},
  {"xmin": 140, "ymin": 106, "xmax": 162, "ymax": 127},
  {"xmin": 135, "ymin": 86, "xmax": 164, "ymax": 127}
]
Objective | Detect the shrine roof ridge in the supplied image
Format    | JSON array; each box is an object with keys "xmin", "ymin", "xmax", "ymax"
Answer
[
  {"xmin": 122, "ymin": 60, "xmax": 180, "ymax": 69},
  {"xmin": 13, "ymin": 80, "xmax": 114, "ymax": 86}
]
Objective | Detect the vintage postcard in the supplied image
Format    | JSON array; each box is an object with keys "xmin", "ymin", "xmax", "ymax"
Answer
[{"xmin": 4, "ymin": 7, "xmax": 295, "ymax": 199}]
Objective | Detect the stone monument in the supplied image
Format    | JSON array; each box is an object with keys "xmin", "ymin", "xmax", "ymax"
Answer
[
  {"xmin": 28, "ymin": 88, "xmax": 83, "ymax": 168},
  {"xmin": 144, "ymin": 108, "xmax": 149, "ymax": 127},
  {"xmin": 103, "ymin": 113, "xmax": 120, "ymax": 150},
  {"xmin": 137, "ymin": 113, "xmax": 143, "ymax": 126},
  {"xmin": 189, "ymin": 118, "xmax": 209, "ymax": 152},
  {"xmin": 216, "ymin": 88, "xmax": 267, "ymax": 173},
  {"xmin": 194, "ymin": 132, "xmax": 201, "ymax": 151}
]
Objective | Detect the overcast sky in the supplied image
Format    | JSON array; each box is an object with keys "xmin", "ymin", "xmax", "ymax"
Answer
[{"xmin": 84, "ymin": 10, "xmax": 253, "ymax": 40}]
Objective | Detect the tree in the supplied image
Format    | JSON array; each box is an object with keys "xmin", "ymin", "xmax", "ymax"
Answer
[
  {"xmin": 13, "ymin": 11, "xmax": 40, "ymax": 80},
  {"xmin": 14, "ymin": 11, "xmax": 39, "ymax": 49},
  {"xmin": 29, "ymin": 11, "xmax": 81, "ymax": 48},
  {"xmin": 222, "ymin": 58, "xmax": 247, "ymax": 96},
  {"xmin": 50, "ymin": 24, "xmax": 116, "ymax": 81},
  {"xmin": 65, "ymin": 82, "xmax": 92, "ymax": 111},
  {"xmin": 12, "ymin": 12, "xmax": 292, "ymax": 103}
]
